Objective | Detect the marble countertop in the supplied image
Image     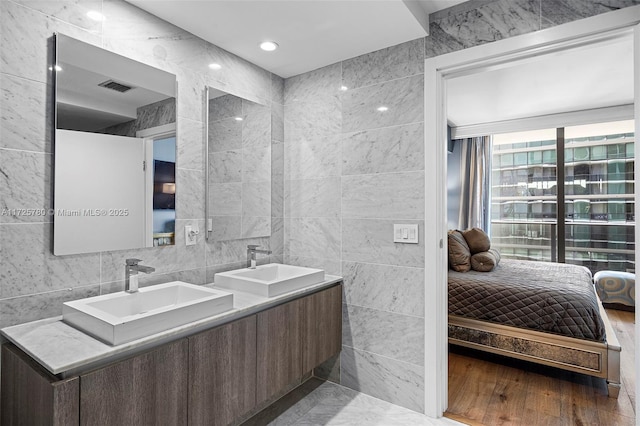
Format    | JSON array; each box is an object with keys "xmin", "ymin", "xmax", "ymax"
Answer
[{"xmin": 1, "ymin": 276, "xmax": 342, "ymax": 378}]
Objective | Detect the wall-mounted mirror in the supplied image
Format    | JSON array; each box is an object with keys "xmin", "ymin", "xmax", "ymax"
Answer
[
  {"xmin": 53, "ymin": 34, "xmax": 177, "ymax": 255},
  {"xmin": 205, "ymin": 87, "xmax": 271, "ymax": 241}
]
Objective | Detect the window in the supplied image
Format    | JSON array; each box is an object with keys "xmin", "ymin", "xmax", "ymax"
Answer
[{"xmin": 490, "ymin": 120, "xmax": 635, "ymax": 273}]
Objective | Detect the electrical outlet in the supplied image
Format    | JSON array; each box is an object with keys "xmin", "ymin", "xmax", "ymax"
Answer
[{"xmin": 185, "ymin": 225, "xmax": 197, "ymax": 246}]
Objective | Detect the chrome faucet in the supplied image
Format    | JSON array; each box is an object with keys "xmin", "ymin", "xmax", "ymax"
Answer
[
  {"xmin": 125, "ymin": 258, "xmax": 155, "ymax": 293},
  {"xmin": 247, "ymin": 245, "xmax": 271, "ymax": 269}
]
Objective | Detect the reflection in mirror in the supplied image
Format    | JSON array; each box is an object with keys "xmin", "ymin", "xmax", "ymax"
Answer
[
  {"xmin": 53, "ymin": 34, "xmax": 177, "ymax": 255},
  {"xmin": 205, "ymin": 87, "xmax": 271, "ymax": 241}
]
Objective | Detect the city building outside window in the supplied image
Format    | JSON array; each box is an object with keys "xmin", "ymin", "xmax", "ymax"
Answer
[{"xmin": 491, "ymin": 120, "xmax": 635, "ymax": 273}]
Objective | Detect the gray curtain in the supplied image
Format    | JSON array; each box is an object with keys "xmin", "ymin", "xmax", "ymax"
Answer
[{"xmin": 458, "ymin": 136, "xmax": 491, "ymax": 232}]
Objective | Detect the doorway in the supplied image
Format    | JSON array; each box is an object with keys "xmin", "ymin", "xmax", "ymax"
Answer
[{"xmin": 423, "ymin": 7, "xmax": 640, "ymax": 418}]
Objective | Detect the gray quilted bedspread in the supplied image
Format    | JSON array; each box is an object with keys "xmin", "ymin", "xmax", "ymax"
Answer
[{"xmin": 448, "ymin": 259, "xmax": 606, "ymax": 341}]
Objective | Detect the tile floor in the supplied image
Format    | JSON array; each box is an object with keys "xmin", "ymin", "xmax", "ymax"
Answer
[{"xmin": 243, "ymin": 378, "xmax": 465, "ymax": 426}]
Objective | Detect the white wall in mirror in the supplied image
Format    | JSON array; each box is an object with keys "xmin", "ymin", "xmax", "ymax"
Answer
[{"xmin": 54, "ymin": 130, "xmax": 146, "ymax": 255}]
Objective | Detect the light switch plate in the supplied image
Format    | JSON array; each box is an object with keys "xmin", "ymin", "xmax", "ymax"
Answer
[{"xmin": 393, "ymin": 224, "xmax": 418, "ymax": 244}]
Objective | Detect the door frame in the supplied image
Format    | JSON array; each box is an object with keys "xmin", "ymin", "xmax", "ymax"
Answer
[
  {"xmin": 136, "ymin": 123, "xmax": 177, "ymax": 247},
  {"xmin": 424, "ymin": 6, "xmax": 640, "ymax": 417}
]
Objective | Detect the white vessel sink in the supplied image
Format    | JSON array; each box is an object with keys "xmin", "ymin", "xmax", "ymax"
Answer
[
  {"xmin": 62, "ymin": 281, "xmax": 233, "ymax": 345},
  {"xmin": 214, "ymin": 263, "xmax": 325, "ymax": 297}
]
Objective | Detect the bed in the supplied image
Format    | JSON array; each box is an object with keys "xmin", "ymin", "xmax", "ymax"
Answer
[{"xmin": 448, "ymin": 258, "xmax": 621, "ymax": 398}]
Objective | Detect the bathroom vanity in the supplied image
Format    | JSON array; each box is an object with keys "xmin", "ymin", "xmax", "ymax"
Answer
[{"xmin": 1, "ymin": 277, "xmax": 342, "ymax": 425}]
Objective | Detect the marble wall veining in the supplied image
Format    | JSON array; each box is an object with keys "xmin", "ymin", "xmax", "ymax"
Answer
[
  {"xmin": 283, "ymin": 37, "xmax": 428, "ymax": 412},
  {"xmin": 101, "ymin": 97, "xmax": 176, "ymax": 136},
  {"xmin": 426, "ymin": 0, "xmax": 640, "ymax": 57},
  {"xmin": 0, "ymin": 0, "xmax": 284, "ymax": 332},
  {"xmin": 208, "ymin": 94, "xmax": 272, "ymax": 240}
]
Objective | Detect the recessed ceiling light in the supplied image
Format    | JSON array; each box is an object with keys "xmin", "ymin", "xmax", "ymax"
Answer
[
  {"xmin": 259, "ymin": 41, "xmax": 279, "ymax": 52},
  {"xmin": 377, "ymin": 106, "xmax": 389, "ymax": 112},
  {"xmin": 86, "ymin": 10, "xmax": 105, "ymax": 22},
  {"xmin": 208, "ymin": 63, "xmax": 222, "ymax": 70}
]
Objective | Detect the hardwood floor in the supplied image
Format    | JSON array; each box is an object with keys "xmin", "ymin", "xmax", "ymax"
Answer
[{"xmin": 445, "ymin": 309, "xmax": 635, "ymax": 425}]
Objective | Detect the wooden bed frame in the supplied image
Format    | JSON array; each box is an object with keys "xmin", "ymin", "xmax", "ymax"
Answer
[{"xmin": 448, "ymin": 295, "xmax": 621, "ymax": 398}]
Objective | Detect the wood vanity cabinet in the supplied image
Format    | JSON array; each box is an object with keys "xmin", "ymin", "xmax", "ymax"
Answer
[
  {"xmin": 1, "ymin": 283, "xmax": 342, "ymax": 426},
  {"xmin": 256, "ymin": 284, "xmax": 342, "ymax": 405},
  {"xmin": 1, "ymin": 344, "xmax": 79, "ymax": 426},
  {"xmin": 188, "ymin": 284, "xmax": 342, "ymax": 423},
  {"xmin": 188, "ymin": 315, "xmax": 257, "ymax": 426},
  {"xmin": 79, "ymin": 339, "xmax": 188, "ymax": 426}
]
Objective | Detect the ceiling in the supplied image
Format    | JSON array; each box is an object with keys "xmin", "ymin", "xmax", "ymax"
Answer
[
  {"xmin": 57, "ymin": 62, "xmax": 169, "ymax": 130},
  {"xmin": 100, "ymin": 1, "xmax": 632, "ymax": 130},
  {"xmin": 57, "ymin": 34, "xmax": 175, "ymax": 131},
  {"xmin": 447, "ymin": 32, "xmax": 634, "ymax": 130},
  {"xmin": 126, "ymin": 0, "xmax": 466, "ymax": 78}
]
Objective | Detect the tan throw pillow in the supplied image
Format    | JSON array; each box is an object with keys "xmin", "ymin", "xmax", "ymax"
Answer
[
  {"xmin": 448, "ymin": 230, "xmax": 471, "ymax": 272},
  {"xmin": 471, "ymin": 248, "xmax": 501, "ymax": 272},
  {"xmin": 462, "ymin": 227, "xmax": 491, "ymax": 254}
]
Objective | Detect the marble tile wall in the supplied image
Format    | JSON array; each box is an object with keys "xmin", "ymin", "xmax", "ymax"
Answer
[
  {"xmin": 283, "ymin": 38, "xmax": 427, "ymax": 413},
  {"xmin": 426, "ymin": 0, "xmax": 640, "ymax": 57},
  {"xmin": 102, "ymin": 97, "xmax": 176, "ymax": 136},
  {"xmin": 0, "ymin": 0, "xmax": 284, "ymax": 330}
]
